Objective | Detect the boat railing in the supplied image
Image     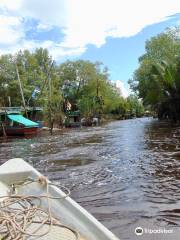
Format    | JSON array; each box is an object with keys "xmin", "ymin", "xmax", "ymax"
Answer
[
  {"xmin": 0, "ymin": 107, "xmax": 43, "ymax": 114},
  {"xmin": 0, "ymin": 107, "xmax": 22, "ymax": 114}
]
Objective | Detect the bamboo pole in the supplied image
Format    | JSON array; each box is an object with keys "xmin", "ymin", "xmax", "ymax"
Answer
[
  {"xmin": 46, "ymin": 61, "xmax": 54, "ymax": 135},
  {"xmin": 48, "ymin": 73, "xmax": 52, "ymax": 134},
  {"xmin": 16, "ymin": 65, "xmax": 28, "ymax": 118}
]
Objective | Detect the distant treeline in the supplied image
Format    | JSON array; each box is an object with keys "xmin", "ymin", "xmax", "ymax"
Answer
[
  {"xmin": 0, "ymin": 49, "xmax": 144, "ymax": 125},
  {"xmin": 129, "ymin": 27, "xmax": 180, "ymax": 122}
]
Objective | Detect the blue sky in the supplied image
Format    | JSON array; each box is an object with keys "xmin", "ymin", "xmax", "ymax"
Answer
[
  {"xmin": 0, "ymin": 0, "xmax": 179, "ymax": 96},
  {"xmin": 81, "ymin": 14, "xmax": 180, "ymax": 91}
]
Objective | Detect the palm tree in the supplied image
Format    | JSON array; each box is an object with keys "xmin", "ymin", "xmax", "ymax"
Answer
[{"xmin": 151, "ymin": 58, "xmax": 180, "ymax": 121}]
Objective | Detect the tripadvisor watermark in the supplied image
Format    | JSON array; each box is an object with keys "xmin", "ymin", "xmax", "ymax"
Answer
[{"xmin": 135, "ymin": 227, "xmax": 173, "ymax": 236}]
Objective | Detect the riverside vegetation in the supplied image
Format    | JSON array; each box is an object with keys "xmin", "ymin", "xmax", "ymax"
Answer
[
  {"xmin": 0, "ymin": 49, "xmax": 144, "ymax": 127},
  {"xmin": 129, "ymin": 27, "xmax": 180, "ymax": 122}
]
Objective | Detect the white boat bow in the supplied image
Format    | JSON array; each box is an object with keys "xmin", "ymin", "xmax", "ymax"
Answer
[{"xmin": 0, "ymin": 158, "xmax": 120, "ymax": 240}]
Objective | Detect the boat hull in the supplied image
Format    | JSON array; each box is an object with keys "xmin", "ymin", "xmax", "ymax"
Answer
[{"xmin": 0, "ymin": 126, "xmax": 38, "ymax": 136}]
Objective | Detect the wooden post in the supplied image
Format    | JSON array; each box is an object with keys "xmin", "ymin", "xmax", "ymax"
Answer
[
  {"xmin": 1, "ymin": 122, "xmax": 7, "ymax": 137},
  {"xmin": 48, "ymin": 73, "xmax": 53, "ymax": 135},
  {"xmin": 8, "ymin": 96, "xmax": 11, "ymax": 107},
  {"xmin": 47, "ymin": 61, "xmax": 54, "ymax": 135},
  {"xmin": 96, "ymin": 78, "xmax": 99, "ymax": 98},
  {"xmin": 16, "ymin": 65, "xmax": 28, "ymax": 118}
]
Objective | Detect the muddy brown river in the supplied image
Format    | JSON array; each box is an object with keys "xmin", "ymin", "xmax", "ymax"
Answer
[{"xmin": 0, "ymin": 117, "xmax": 180, "ymax": 239}]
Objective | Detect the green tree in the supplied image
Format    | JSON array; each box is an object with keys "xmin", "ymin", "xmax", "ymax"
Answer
[
  {"xmin": 59, "ymin": 60, "xmax": 113, "ymax": 117},
  {"xmin": 129, "ymin": 27, "xmax": 180, "ymax": 121}
]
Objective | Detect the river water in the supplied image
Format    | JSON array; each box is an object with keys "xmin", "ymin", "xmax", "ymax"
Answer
[{"xmin": 0, "ymin": 117, "xmax": 180, "ymax": 239}]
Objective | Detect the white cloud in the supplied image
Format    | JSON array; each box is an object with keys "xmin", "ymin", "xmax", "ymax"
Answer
[
  {"xmin": 20, "ymin": 0, "xmax": 67, "ymax": 27},
  {"xmin": 0, "ymin": 15, "xmax": 23, "ymax": 45},
  {"xmin": 0, "ymin": 39, "xmax": 86, "ymax": 61},
  {"xmin": 61, "ymin": 0, "xmax": 180, "ymax": 49},
  {"xmin": 115, "ymin": 80, "xmax": 129, "ymax": 98},
  {"xmin": 0, "ymin": 0, "xmax": 22, "ymax": 11},
  {"xmin": 34, "ymin": 41, "xmax": 86, "ymax": 59},
  {"xmin": 0, "ymin": 0, "xmax": 179, "ymax": 59},
  {"xmin": 36, "ymin": 23, "xmax": 53, "ymax": 32}
]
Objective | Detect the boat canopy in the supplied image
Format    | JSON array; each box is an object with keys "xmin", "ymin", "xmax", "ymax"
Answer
[{"xmin": 7, "ymin": 114, "xmax": 38, "ymax": 127}]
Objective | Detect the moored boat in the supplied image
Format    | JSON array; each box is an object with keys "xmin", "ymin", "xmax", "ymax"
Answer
[
  {"xmin": 0, "ymin": 158, "xmax": 120, "ymax": 240},
  {"xmin": 0, "ymin": 107, "xmax": 39, "ymax": 136}
]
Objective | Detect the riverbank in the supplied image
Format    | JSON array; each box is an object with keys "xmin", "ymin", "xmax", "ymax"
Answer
[{"xmin": 43, "ymin": 113, "xmax": 147, "ymax": 132}]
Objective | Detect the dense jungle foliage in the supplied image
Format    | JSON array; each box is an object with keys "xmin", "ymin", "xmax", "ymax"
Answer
[
  {"xmin": 129, "ymin": 27, "xmax": 180, "ymax": 122},
  {"xmin": 0, "ymin": 49, "xmax": 144, "ymax": 124}
]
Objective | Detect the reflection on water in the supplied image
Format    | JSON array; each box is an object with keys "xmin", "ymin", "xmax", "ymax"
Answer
[{"xmin": 0, "ymin": 117, "xmax": 180, "ymax": 239}]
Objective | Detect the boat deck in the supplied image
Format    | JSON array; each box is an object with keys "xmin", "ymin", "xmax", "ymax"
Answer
[
  {"xmin": 0, "ymin": 158, "xmax": 120, "ymax": 240},
  {"xmin": 0, "ymin": 181, "xmax": 86, "ymax": 240},
  {"xmin": 29, "ymin": 225, "xmax": 86, "ymax": 240}
]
